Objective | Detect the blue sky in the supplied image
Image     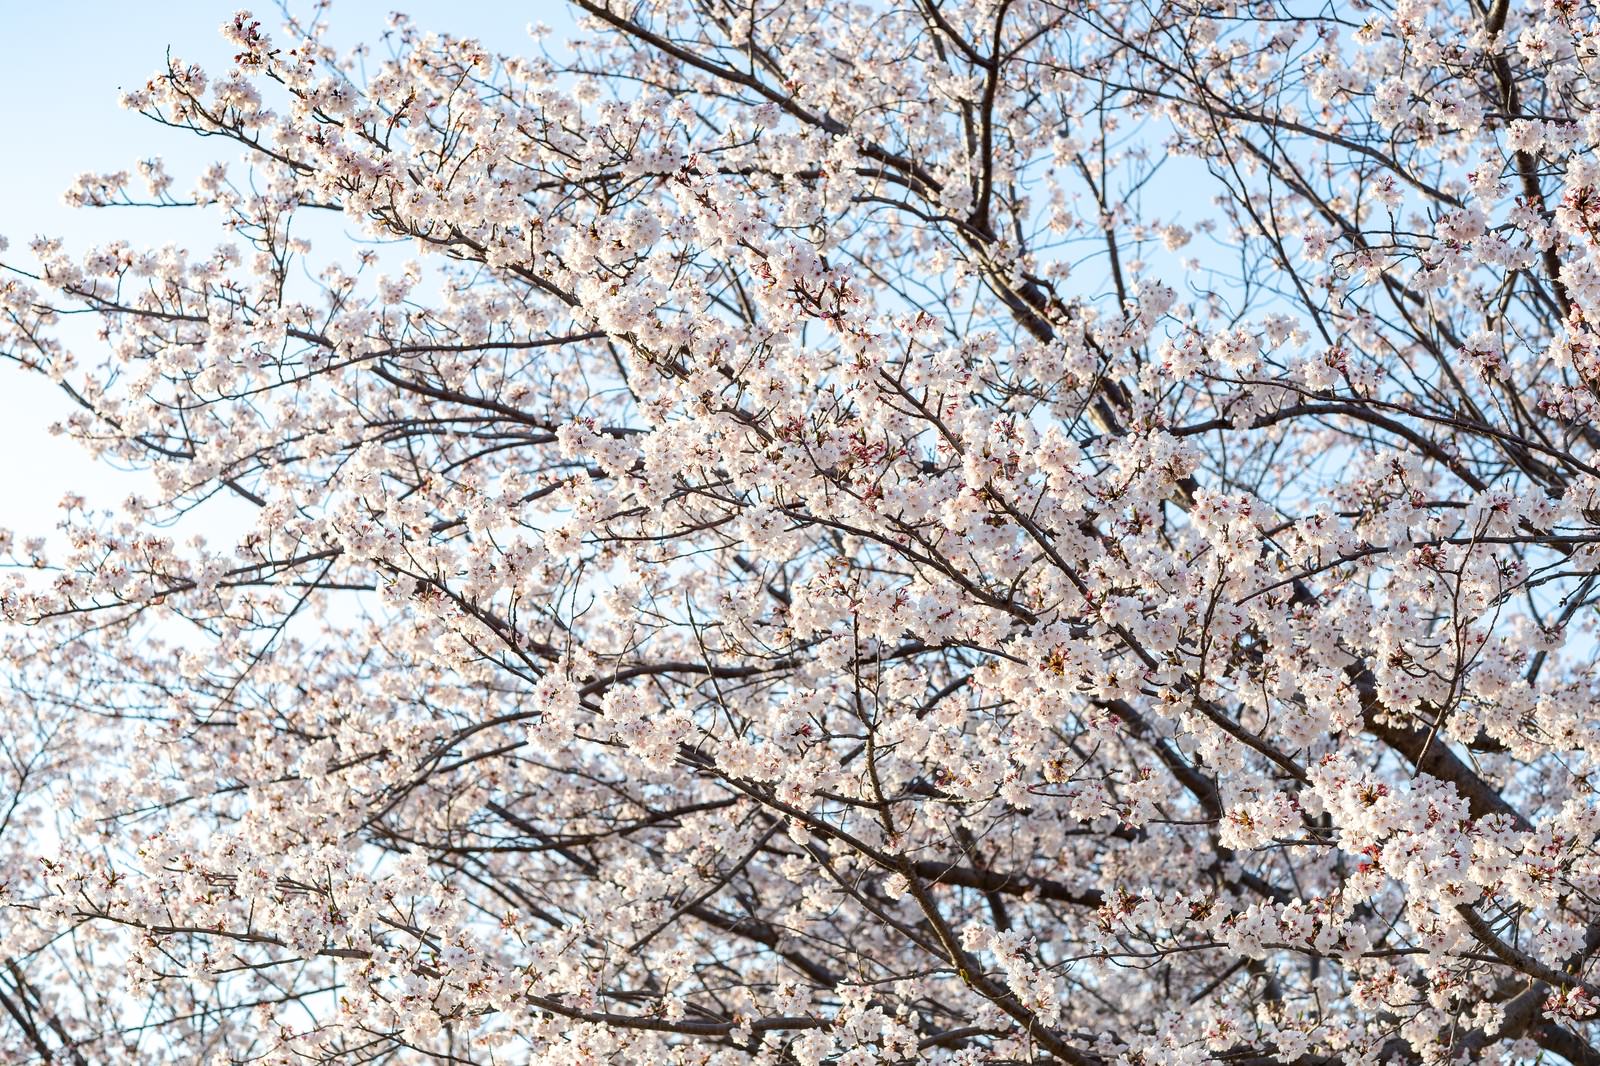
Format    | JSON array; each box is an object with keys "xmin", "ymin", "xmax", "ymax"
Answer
[{"xmin": 0, "ymin": 2, "xmax": 576, "ymax": 542}]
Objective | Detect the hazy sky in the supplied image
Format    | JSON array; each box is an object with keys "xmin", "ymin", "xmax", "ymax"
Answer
[{"xmin": 0, "ymin": 1, "xmax": 576, "ymax": 543}]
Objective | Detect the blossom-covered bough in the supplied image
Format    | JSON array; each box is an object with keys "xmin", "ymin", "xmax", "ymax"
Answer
[{"xmin": 3, "ymin": 0, "xmax": 1600, "ymax": 1061}]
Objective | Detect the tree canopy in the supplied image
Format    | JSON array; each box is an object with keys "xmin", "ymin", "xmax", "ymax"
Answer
[{"xmin": 4, "ymin": 1, "xmax": 1600, "ymax": 1062}]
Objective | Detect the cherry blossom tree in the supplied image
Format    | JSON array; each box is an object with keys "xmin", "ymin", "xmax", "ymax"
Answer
[{"xmin": 4, "ymin": 0, "xmax": 1600, "ymax": 1061}]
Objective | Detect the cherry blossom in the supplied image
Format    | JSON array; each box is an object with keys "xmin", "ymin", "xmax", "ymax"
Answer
[{"xmin": 2, "ymin": 0, "xmax": 1600, "ymax": 1062}]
